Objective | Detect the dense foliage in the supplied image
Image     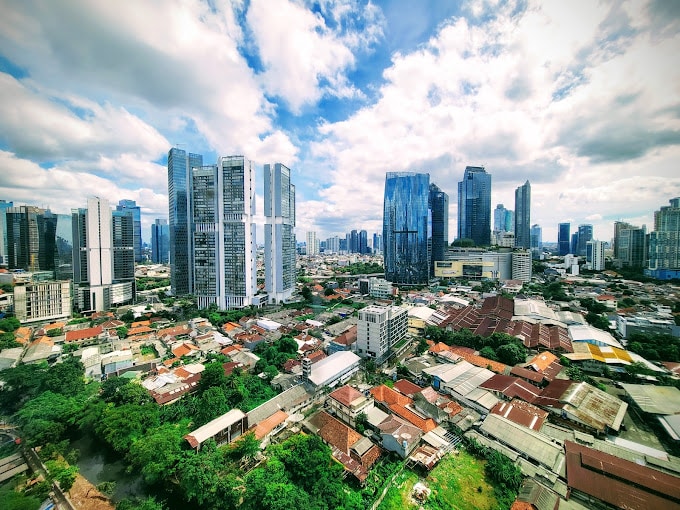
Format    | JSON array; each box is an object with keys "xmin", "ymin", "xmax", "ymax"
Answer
[
  {"xmin": 425, "ymin": 327, "xmax": 527, "ymax": 366},
  {"xmin": 628, "ymin": 332, "xmax": 680, "ymax": 362}
]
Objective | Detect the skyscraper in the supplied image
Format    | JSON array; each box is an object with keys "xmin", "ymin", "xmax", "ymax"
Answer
[
  {"xmin": 383, "ymin": 172, "xmax": 430, "ymax": 285},
  {"xmin": 647, "ymin": 198, "xmax": 680, "ymax": 278},
  {"xmin": 72, "ymin": 197, "xmax": 135, "ymax": 311},
  {"xmin": 264, "ymin": 163, "xmax": 296, "ymax": 305},
  {"xmin": 168, "ymin": 148, "xmax": 203, "ymax": 296},
  {"xmin": 190, "ymin": 156, "xmax": 258, "ymax": 309},
  {"xmin": 458, "ymin": 166, "xmax": 491, "ymax": 246},
  {"xmin": 359, "ymin": 230, "xmax": 368, "ymax": 254},
  {"xmin": 558, "ymin": 223, "xmax": 571, "ymax": 256},
  {"xmin": 306, "ymin": 231, "xmax": 318, "ymax": 255},
  {"xmin": 613, "ymin": 221, "xmax": 646, "ymax": 269},
  {"xmin": 530, "ymin": 224, "xmax": 542, "ymax": 257},
  {"xmin": 6, "ymin": 205, "xmax": 57, "ymax": 273},
  {"xmin": 514, "ymin": 180, "xmax": 531, "ymax": 249},
  {"xmin": 116, "ymin": 199, "xmax": 142, "ymax": 263},
  {"xmin": 372, "ymin": 233, "xmax": 382, "ymax": 254},
  {"xmin": 577, "ymin": 224, "xmax": 593, "ymax": 257},
  {"xmin": 151, "ymin": 219, "xmax": 169, "ymax": 264},
  {"xmin": 429, "ymin": 183, "xmax": 449, "ymax": 271},
  {"xmin": 586, "ymin": 240, "xmax": 605, "ymax": 271},
  {"xmin": 0, "ymin": 200, "xmax": 13, "ymax": 266}
]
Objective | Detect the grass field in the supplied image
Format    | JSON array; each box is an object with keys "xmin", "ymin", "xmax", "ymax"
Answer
[{"xmin": 377, "ymin": 450, "xmax": 500, "ymax": 510}]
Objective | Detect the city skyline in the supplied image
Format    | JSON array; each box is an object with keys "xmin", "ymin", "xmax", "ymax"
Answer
[{"xmin": 0, "ymin": 1, "xmax": 679, "ymax": 243}]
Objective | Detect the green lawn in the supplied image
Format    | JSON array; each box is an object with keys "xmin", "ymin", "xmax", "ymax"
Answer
[{"xmin": 377, "ymin": 450, "xmax": 499, "ymax": 510}]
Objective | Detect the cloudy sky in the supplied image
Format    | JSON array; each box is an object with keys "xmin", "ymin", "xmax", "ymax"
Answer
[{"xmin": 1, "ymin": 0, "xmax": 679, "ymax": 246}]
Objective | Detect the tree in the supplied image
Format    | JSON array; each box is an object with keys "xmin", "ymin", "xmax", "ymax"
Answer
[
  {"xmin": 228, "ymin": 431, "xmax": 261, "ymax": 464},
  {"xmin": 300, "ymin": 286, "xmax": 312, "ymax": 301},
  {"xmin": 127, "ymin": 423, "xmax": 186, "ymax": 484},
  {"xmin": 16, "ymin": 391, "xmax": 82, "ymax": 446},
  {"xmin": 194, "ymin": 386, "xmax": 229, "ymax": 427},
  {"xmin": 198, "ymin": 361, "xmax": 228, "ymax": 394},
  {"xmin": 355, "ymin": 412, "xmax": 368, "ymax": 434},
  {"xmin": 116, "ymin": 326, "xmax": 128, "ymax": 339},
  {"xmin": 117, "ymin": 497, "xmax": 167, "ymax": 510},
  {"xmin": 97, "ymin": 403, "xmax": 159, "ymax": 453},
  {"xmin": 42, "ymin": 357, "xmax": 86, "ymax": 396},
  {"xmin": 496, "ymin": 343, "xmax": 526, "ymax": 366},
  {"xmin": 479, "ymin": 346, "xmax": 498, "ymax": 361},
  {"xmin": 45, "ymin": 459, "xmax": 79, "ymax": 492}
]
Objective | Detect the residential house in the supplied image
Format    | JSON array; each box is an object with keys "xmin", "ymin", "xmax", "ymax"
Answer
[{"xmin": 327, "ymin": 385, "xmax": 375, "ymax": 427}]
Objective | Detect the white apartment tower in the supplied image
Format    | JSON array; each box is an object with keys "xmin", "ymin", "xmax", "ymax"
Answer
[
  {"xmin": 264, "ymin": 163, "xmax": 296, "ymax": 304},
  {"xmin": 586, "ymin": 240, "xmax": 606, "ymax": 271},
  {"xmin": 191, "ymin": 156, "xmax": 258, "ymax": 309},
  {"xmin": 72, "ymin": 197, "xmax": 135, "ymax": 311},
  {"xmin": 306, "ymin": 231, "xmax": 318, "ymax": 255},
  {"xmin": 357, "ymin": 305, "xmax": 408, "ymax": 363}
]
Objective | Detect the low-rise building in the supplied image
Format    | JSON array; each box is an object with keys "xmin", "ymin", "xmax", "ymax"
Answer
[
  {"xmin": 184, "ymin": 409, "xmax": 247, "ymax": 451},
  {"xmin": 13, "ymin": 280, "xmax": 71, "ymax": 324},
  {"xmin": 327, "ymin": 385, "xmax": 374, "ymax": 428}
]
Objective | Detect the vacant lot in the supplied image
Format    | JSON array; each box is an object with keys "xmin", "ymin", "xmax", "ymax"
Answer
[{"xmin": 377, "ymin": 450, "xmax": 499, "ymax": 510}]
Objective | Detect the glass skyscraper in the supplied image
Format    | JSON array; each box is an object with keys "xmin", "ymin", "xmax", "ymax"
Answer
[
  {"xmin": 514, "ymin": 180, "xmax": 531, "ymax": 249},
  {"xmin": 151, "ymin": 219, "xmax": 170, "ymax": 264},
  {"xmin": 429, "ymin": 183, "xmax": 449, "ymax": 272},
  {"xmin": 264, "ymin": 163, "xmax": 296, "ymax": 304},
  {"xmin": 383, "ymin": 172, "xmax": 431, "ymax": 285},
  {"xmin": 457, "ymin": 166, "xmax": 491, "ymax": 246},
  {"xmin": 647, "ymin": 198, "xmax": 680, "ymax": 277},
  {"xmin": 577, "ymin": 224, "xmax": 593, "ymax": 257},
  {"xmin": 168, "ymin": 147, "xmax": 203, "ymax": 296},
  {"xmin": 116, "ymin": 199, "xmax": 142, "ymax": 263},
  {"xmin": 558, "ymin": 223, "xmax": 570, "ymax": 256},
  {"xmin": 6, "ymin": 205, "xmax": 57, "ymax": 273}
]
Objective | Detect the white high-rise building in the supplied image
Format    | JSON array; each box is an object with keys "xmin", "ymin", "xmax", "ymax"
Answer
[
  {"xmin": 306, "ymin": 231, "xmax": 318, "ymax": 256},
  {"xmin": 191, "ymin": 156, "xmax": 258, "ymax": 309},
  {"xmin": 326, "ymin": 236, "xmax": 340, "ymax": 254},
  {"xmin": 72, "ymin": 197, "xmax": 134, "ymax": 311},
  {"xmin": 586, "ymin": 240, "xmax": 606, "ymax": 271},
  {"xmin": 264, "ymin": 163, "xmax": 296, "ymax": 305},
  {"xmin": 357, "ymin": 305, "xmax": 408, "ymax": 363}
]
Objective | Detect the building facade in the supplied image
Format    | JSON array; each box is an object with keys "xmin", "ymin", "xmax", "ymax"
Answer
[
  {"xmin": 558, "ymin": 223, "xmax": 571, "ymax": 256},
  {"xmin": 357, "ymin": 305, "xmax": 408, "ymax": 363},
  {"xmin": 116, "ymin": 199, "xmax": 142, "ymax": 263},
  {"xmin": 429, "ymin": 183, "xmax": 449, "ymax": 273},
  {"xmin": 613, "ymin": 221, "xmax": 646, "ymax": 269},
  {"xmin": 264, "ymin": 163, "xmax": 296, "ymax": 304},
  {"xmin": 576, "ymin": 224, "xmax": 593, "ymax": 257},
  {"xmin": 168, "ymin": 148, "xmax": 203, "ymax": 296},
  {"xmin": 6, "ymin": 205, "xmax": 58, "ymax": 273},
  {"xmin": 151, "ymin": 219, "xmax": 170, "ymax": 264},
  {"xmin": 458, "ymin": 166, "xmax": 491, "ymax": 246},
  {"xmin": 72, "ymin": 197, "xmax": 135, "ymax": 312},
  {"xmin": 586, "ymin": 240, "xmax": 605, "ymax": 271},
  {"xmin": 306, "ymin": 231, "xmax": 318, "ymax": 256},
  {"xmin": 13, "ymin": 280, "xmax": 71, "ymax": 323},
  {"xmin": 514, "ymin": 180, "xmax": 531, "ymax": 249},
  {"xmin": 383, "ymin": 172, "xmax": 431, "ymax": 285},
  {"xmin": 0, "ymin": 199, "xmax": 13, "ymax": 266},
  {"xmin": 530, "ymin": 224, "xmax": 542, "ymax": 257},
  {"xmin": 647, "ymin": 198, "xmax": 680, "ymax": 279}
]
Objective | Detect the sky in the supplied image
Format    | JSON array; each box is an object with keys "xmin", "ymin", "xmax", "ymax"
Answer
[{"xmin": 0, "ymin": 0, "xmax": 679, "ymax": 246}]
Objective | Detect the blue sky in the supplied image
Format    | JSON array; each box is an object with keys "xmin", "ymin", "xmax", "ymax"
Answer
[{"xmin": 0, "ymin": 0, "xmax": 679, "ymax": 245}]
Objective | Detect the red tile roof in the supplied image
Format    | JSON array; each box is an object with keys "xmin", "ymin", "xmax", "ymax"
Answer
[
  {"xmin": 329, "ymin": 385, "xmax": 364, "ymax": 407},
  {"xmin": 370, "ymin": 385, "xmax": 412, "ymax": 407},
  {"xmin": 389, "ymin": 404, "xmax": 437, "ymax": 433},
  {"xmin": 393, "ymin": 379, "xmax": 423, "ymax": 397},
  {"xmin": 157, "ymin": 324, "xmax": 191, "ymax": 338},
  {"xmin": 65, "ymin": 325, "xmax": 103, "ymax": 342},
  {"xmin": 252, "ymin": 409, "xmax": 288, "ymax": 440}
]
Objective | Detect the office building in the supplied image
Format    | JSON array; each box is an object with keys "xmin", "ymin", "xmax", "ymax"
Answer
[
  {"xmin": 576, "ymin": 224, "xmax": 593, "ymax": 257},
  {"xmin": 511, "ymin": 250, "xmax": 532, "ymax": 282},
  {"xmin": 190, "ymin": 156, "xmax": 258, "ymax": 309},
  {"xmin": 613, "ymin": 221, "xmax": 646, "ymax": 269},
  {"xmin": 349, "ymin": 229, "xmax": 359, "ymax": 253},
  {"xmin": 359, "ymin": 230, "xmax": 368, "ymax": 254},
  {"xmin": 72, "ymin": 197, "xmax": 135, "ymax": 312},
  {"xmin": 54, "ymin": 213, "xmax": 73, "ymax": 280},
  {"xmin": 13, "ymin": 280, "xmax": 71, "ymax": 324},
  {"xmin": 264, "ymin": 163, "xmax": 296, "ymax": 305},
  {"xmin": 326, "ymin": 236, "xmax": 340, "ymax": 254},
  {"xmin": 530, "ymin": 224, "xmax": 542, "ymax": 255},
  {"xmin": 168, "ymin": 148, "xmax": 203, "ymax": 296},
  {"xmin": 151, "ymin": 219, "xmax": 170, "ymax": 264},
  {"xmin": 306, "ymin": 231, "xmax": 318, "ymax": 256},
  {"xmin": 493, "ymin": 204, "xmax": 513, "ymax": 234},
  {"xmin": 514, "ymin": 180, "xmax": 531, "ymax": 249},
  {"xmin": 647, "ymin": 198, "xmax": 680, "ymax": 279},
  {"xmin": 429, "ymin": 183, "xmax": 449, "ymax": 272},
  {"xmin": 5, "ymin": 206, "xmax": 58, "ymax": 273},
  {"xmin": 116, "ymin": 199, "xmax": 142, "ymax": 263},
  {"xmin": 357, "ymin": 305, "xmax": 408, "ymax": 363},
  {"xmin": 558, "ymin": 223, "xmax": 571, "ymax": 256},
  {"xmin": 372, "ymin": 233, "xmax": 382, "ymax": 254},
  {"xmin": 0, "ymin": 200, "xmax": 12, "ymax": 266},
  {"xmin": 571, "ymin": 232, "xmax": 579, "ymax": 256},
  {"xmin": 458, "ymin": 166, "xmax": 491, "ymax": 246},
  {"xmin": 586, "ymin": 240, "xmax": 606, "ymax": 271},
  {"xmin": 383, "ymin": 172, "xmax": 431, "ymax": 285}
]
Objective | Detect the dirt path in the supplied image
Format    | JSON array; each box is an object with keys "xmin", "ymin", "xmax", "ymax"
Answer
[{"xmin": 66, "ymin": 474, "xmax": 116, "ymax": 510}]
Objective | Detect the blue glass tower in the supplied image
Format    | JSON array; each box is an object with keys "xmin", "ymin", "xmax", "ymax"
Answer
[
  {"xmin": 457, "ymin": 166, "xmax": 491, "ymax": 246},
  {"xmin": 168, "ymin": 148, "xmax": 203, "ymax": 296},
  {"xmin": 514, "ymin": 180, "xmax": 531, "ymax": 249},
  {"xmin": 151, "ymin": 218, "xmax": 169, "ymax": 264},
  {"xmin": 558, "ymin": 223, "xmax": 570, "ymax": 255},
  {"xmin": 429, "ymin": 183, "xmax": 449, "ymax": 272},
  {"xmin": 383, "ymin": 172, "xmax": 431, "ymax": 285},
  {"xmin": 116, "ymin": 199, "xmax": 142, "ymax": 263}
]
